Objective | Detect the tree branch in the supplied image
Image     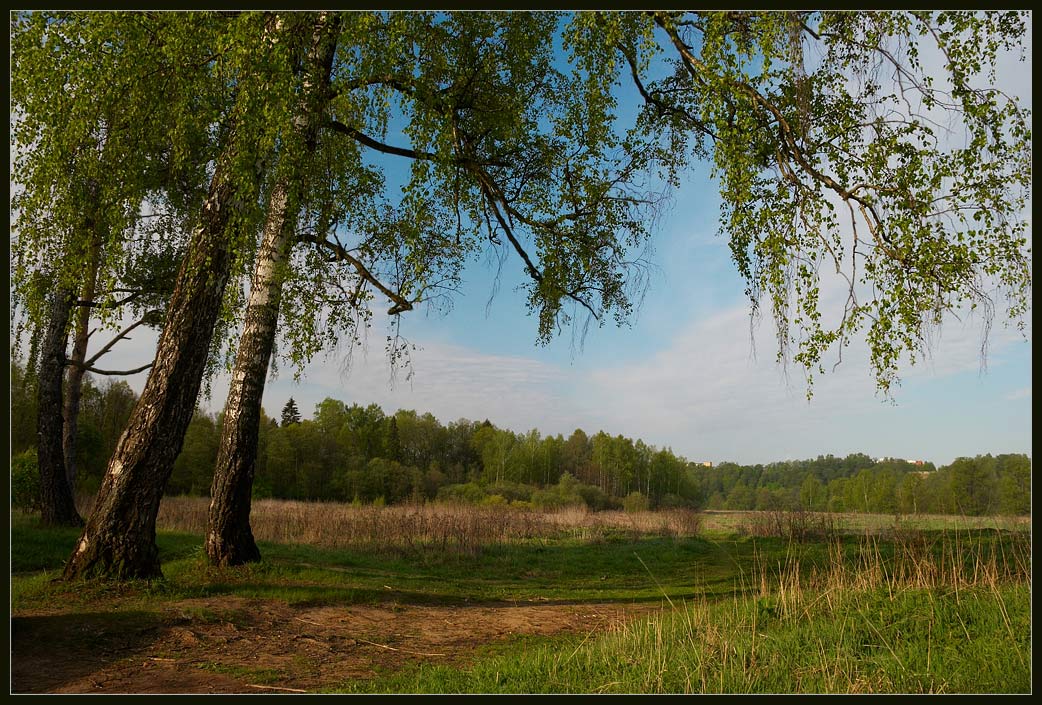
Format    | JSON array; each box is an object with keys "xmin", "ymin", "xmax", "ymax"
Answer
[
  {"xmin": 325, "ymin": 120, "xmax": 508, "ymax": 168},
  {"xmin": 76, "ymin": 290, "xmax": 144, "ymax": 309},
  {"xmin": 296, "ymin": 233, "xmax": 415, "ymax": 315},
  {"xmin": 655, "ymin": 13, "xmax": 900, "ymax": 262},
  {"xmin": 79, "ymin": 362, "xmax": 154, "ymax": 376},
  {"xmin": 77, "ymin": 312, "xmax": 160, "ymax": 369},
  {"xmin": 325, "ymin": 120, "xmax": 434, "ymax": 161},
  {"xmin": 619, "ymin": 43, "xmax": 716, "ymax": 142}
]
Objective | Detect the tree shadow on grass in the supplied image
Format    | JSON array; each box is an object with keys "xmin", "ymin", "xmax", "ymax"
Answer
[{"xmin": 191, "ymin": 578, "xmax": 712, "ymax": 609}]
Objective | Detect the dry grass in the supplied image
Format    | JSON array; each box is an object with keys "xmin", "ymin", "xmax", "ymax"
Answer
[
  {"xmin": 704, "ymin": 509, "xmax": 1029, "ymax": 536},
  {"xmin": 152, "ymin": 495, "xmax": 705, "ymax": 557},
  {"xmin": 736, "ymin": 508, "xmax": 839, "ymax": 542},
  {"xmin": 749, "ymin": 525, "xmax": 1032, "ymax": 610}
]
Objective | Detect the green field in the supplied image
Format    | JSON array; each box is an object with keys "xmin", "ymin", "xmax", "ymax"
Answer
[{"xmin": 10, "ymin": 504, "xmax": 1031, "ymax": 694}]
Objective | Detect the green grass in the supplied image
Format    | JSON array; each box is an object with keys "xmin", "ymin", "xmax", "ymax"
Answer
[
  {"xmin": 10, "ymin": 508, "xmax": 1030, "ymax": 694},
  {"xmin": 333, "ymin": 584, "xmax": 1029, "ymax": 694},
  {"xmin": 10, "ymin": 510, "xmax": 747, "ymax": 610},
  {"xmin": 329, "ymin": 528, "xmax": 1031, "ymax": 694}
]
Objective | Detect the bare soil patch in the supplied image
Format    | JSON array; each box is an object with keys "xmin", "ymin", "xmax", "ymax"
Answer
[{"xmin": 11, "ymin": 596, "xmax": 662, "ymax": 694}]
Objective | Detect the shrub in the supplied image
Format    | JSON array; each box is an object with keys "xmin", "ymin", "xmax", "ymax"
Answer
[
  {"xmin": 485, "ymin": 480, "xmax": 532, "ymax": 503},
  {"xmin": 436, "ymin": 482, "xmax": 489, "ymax": 505},
  {"xmin": 530, "ymin": 486, "xmax": 583, "ymax": 510},
  {"xmin": 577, "ymin": 483, "xmax": 618, "ymax": 511},
  {"xmin": 11, "ymin": 448, "xmax": 40, "ymax": 512},
  {"xmin": 622, "ymin": 491, "xmax": 650, "ymax": 513},
  {"xmin": 657, "ymin": 493, "xmax": 693, "ymax": 510},
  {"xmin": 738, "ymin": 508, "xmax": 838, "ymax": 542}
]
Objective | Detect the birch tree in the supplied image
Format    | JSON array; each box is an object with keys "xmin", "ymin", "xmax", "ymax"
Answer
[
  {"xmin": 206, "ymin": 11, "xmax": 666, "ymax": 565},
  {"xmin": 11, "ymin": 11, "xmax": 215, "ymax": 524},
  {"xmin": 58, "ymin": 12, "xmax": 298, "ymax": 579}
]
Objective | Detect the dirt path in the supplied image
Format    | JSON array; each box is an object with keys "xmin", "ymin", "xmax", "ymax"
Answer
[{"xmin": 11, "ymin": 597, "xmax": 663, "ymax": 694}]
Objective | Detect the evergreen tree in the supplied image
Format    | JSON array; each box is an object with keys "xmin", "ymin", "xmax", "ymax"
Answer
[{"xmin": 281, "ymin": 398, "xmax": 302, "ymax": 426}]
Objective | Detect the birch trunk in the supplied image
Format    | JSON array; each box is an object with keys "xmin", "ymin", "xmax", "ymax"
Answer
[
  {"xmin": 62, "ymin": 118, "xmax": 260, "ymax": 580},
  {"xmin": 207, "ymin": 12, "xmax": 340, "ymax": 566}
]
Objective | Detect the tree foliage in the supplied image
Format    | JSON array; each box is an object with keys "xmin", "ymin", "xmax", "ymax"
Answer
[
  {"xmin": 570, "ymin": 10, "xmax": 1031, "ymax": 395},
  {"xmin": 10, "ymin": 11, "xmax": 217, "ymax": 338}
]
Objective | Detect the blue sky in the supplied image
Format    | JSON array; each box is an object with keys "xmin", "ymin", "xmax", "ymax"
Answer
[{"xmin": 65, "ymin": 16, "xmax": 1032, "ymax": 468}]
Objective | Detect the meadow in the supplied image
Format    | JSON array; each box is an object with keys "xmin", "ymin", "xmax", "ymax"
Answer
[{"xmin": 10, "ymin": 497, "xmax": 1031, "ymax": 694}]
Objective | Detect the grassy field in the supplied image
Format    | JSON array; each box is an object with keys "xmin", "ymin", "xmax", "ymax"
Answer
[{"xmin": 10, "ymin": 498, "xmax": 1031, "ymax": 694}]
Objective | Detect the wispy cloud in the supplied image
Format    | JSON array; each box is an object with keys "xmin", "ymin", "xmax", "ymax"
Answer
[
  {"xmin": 259, "ymin": 338, "xmax": 585, "ymax": 434},
  {"xmin": 84, "ymin": 295, "xmax": 1029, "ymax": 468},
  {"xmin": 1004, "ymin": 386, "xmax": 1031, "ymax": 402},
  {"xmin": 578, "ymin": 298, "xmax": 1031, "ymax": 465}
]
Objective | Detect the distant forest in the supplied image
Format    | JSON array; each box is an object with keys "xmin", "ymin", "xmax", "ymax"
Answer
[{"xmin": 11, "ymin": 362, "xmax": 1030, "ymax": 516}]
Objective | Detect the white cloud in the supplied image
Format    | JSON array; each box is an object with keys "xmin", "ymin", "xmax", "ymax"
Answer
[
  {"xmin": 258, "ymin": 337, "xmax": 586, "ymax": 434},
  {"xmin": 1004, "ymin": 386, "xmax": 1031, "ymax": 402},
  {"xmin": 582, "ymin": 305, "xmax": 872, "ymax": 457},
  {"xmin": 74, "ymin": 289, "xmax": 1029, "ymax": 469},
  {"xmin": 578, "ymin": 296, "xmax": 1031, "ymax": 465}
]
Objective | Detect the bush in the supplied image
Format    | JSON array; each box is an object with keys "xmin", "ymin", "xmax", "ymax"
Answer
[
  {"xmin": 738, "ymin": 508, "xmax": 838, "ymax": 542},
  {"xmin": 437, "ymin": 482, "xmax": 489, "ymax": 505},
  {"xmin": 485, "ymin": 480, "xmax": 533, "ymax": 503},
  {"xmin": 657, "ymin": 493, "xmax": 694, "ymax": 510},
  {"xmin": 529, "ymin": 474, "xmax": 588, "ymax": 510},
  {"xmin": 622, "ymin": 491, "xmax": 650, "ymax": 513},
  {"xmin": 577, "ymin": 483, "xmax": 618, "ymax": 511},
  {"xmin": 11, "ymin": 448, "xmax": 40, "ymax": 512}
]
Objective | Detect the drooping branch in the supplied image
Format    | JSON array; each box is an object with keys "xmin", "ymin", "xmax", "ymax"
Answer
[
  {"xmin": 323, "ymin": 119, "xmax": 602, "ymax": 320},
  {"xmin": 76, "ymin": 290, "xmax": 145, "ymax": 309},
  {"xmin": 326, "ymin": 120, "xmax": 434, "ymax": 161},
  {"xmin": 654, "ymin": 13, "xmax": 900, "ymax": 263},
  {"xmin": 618, "ymin": 43, "xmax": 717, "ymax": 143},
  {"xmin": 296, "ymin": 233, "xmax": 415, "ymax": 315}
]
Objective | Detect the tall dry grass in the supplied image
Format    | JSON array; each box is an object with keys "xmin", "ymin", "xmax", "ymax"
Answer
[
  {"xmin": 580, "ymin": 527, "xmax": 1031, "ymax": 694},
  {"xmin": 151, "ymin": 495, "xmax": 705, "ymax": 556},
  {"xmin": 747, "ymin": 524, "xmax": 1031, "ymax": 616},
  {"xmin": 710, "ymin": 508, "xmax": 1029, "ymax": 536}
]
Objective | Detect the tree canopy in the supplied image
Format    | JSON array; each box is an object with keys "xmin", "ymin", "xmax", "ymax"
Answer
[
  {"xmin": 570, "ymin": 11, "xmax": 1031, "ymax": 395},
  {"xmin": 12, "ymin": 10, "xmax": 1030, "ymax": 395}
]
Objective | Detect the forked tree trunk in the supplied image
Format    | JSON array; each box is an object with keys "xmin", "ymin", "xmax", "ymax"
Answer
[
  {"xmin": 207, "ymin": 13, "xmax": 339, "ymax": 566},
  {"xmin": 37, "ymin": 289, "xmax": 84, "ymax": 527},
  {"xmin": 62, "ymin": 121, "xmax": 261, "ymax": 580}
]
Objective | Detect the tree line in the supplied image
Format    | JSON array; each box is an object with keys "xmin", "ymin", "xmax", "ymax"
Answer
[
  {"xmin": 696, "ymin": 453, "xmax": 1030, "ymax": 517},
  {"xmin": 11, "ymin": 361, "xmax": 1029, "ymax": 517},
  {"xmin": 10, "ymin": 11, "xmax": 1030, "ymax": 580}
]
